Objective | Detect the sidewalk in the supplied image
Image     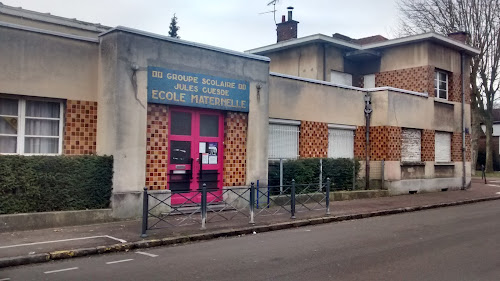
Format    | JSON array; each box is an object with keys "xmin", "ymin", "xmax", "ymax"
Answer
[{"xmin": 1, "ymin": 177, "xmax": 499, "ymax": 268}]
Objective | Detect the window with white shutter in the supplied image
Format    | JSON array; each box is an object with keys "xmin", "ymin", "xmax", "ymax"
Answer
[
  {"xmin": 328, "ymin": 128, "xmax": 354, "ymax": 159},
  {"xmin": 268, "ymin": 120, "xmax": 299, "ymax": 159},
  {"xmin": 435, "ymin": 132, "xmax": 451, "ymax": 162},
  {"xmin": 401, "ymin": 129, "xmax": 421, "ymax": 162}
]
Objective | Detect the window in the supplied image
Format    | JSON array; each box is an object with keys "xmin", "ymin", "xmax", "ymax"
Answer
[
  {"xmin": 435, "ymin": 132, "xmax": 451, "ymax": 162},
  {"xmin": 401, "ymin": 129, "xmax": 421, "ymax": 162},
  {"xmin": 330, "ymin": 70, "xmax": 353, "ymax": 86},
  {"xmin": 434, "ymin": 70, "xmax": 448, "ymax": 100},
  {"xmin": 0, "ymin": 97, "xmax": 63, "ymax": 155},
  {"xmin": 328, "ymin": 127, "xmax": 354, "ymax": 158},
  {"xmin": 268, "ymin": 119, "xmax": 299, "ymax": 159}
]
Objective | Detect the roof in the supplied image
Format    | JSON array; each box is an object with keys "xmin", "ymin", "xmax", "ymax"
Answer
[
  {"xmin": 246, "ymin": 32, "xmax": 480, "ymax": 56},
  {"xmin": 100, "ymin": 26, "xmax": 270, "ymax": 63},
  {"xmin": 0, "ymin": 2, "xmax": 110, "ymax": 33}
]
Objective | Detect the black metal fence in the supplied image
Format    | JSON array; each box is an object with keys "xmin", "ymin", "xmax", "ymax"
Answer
[{"xmin": 141, "ymin": 179, "xmax": 331, "ymax": 237}]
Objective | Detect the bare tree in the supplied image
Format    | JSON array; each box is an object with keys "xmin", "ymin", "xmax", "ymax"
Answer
[{"xmin": 398, "ymin": 0, "xmax": 500, "ymax": 172}]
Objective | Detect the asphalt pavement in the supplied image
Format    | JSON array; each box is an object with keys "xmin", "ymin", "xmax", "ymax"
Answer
[{"xmin": 1, "ymin": 199, "xmax": 499, "ymax": 280}]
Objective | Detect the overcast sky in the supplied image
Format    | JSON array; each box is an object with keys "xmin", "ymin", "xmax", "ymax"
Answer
[{"xmin": 2, "ymin": 0, "xmax": 401, "ymax": 52}]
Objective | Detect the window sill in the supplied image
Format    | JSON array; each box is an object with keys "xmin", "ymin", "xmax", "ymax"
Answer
[
  {"xmin": 434, "ymin": 98, "xmax": 454, "ymax": 106},
  {"xmin": 434, "ymin": 162, "xmax": 454, "ymax": 166},
  {"xmin": 400, "ymin": 161, "xmax": 425, "ymax": 166}
]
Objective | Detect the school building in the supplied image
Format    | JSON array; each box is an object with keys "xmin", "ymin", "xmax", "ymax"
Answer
[{"xmin": 0, "ymin": 4, "xmax": 478, "ymax": 218}]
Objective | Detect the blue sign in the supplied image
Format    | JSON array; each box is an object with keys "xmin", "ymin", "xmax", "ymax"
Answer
[{"xmin": 147, "ymin": 67, "xmax": 249, "ymax": 112}]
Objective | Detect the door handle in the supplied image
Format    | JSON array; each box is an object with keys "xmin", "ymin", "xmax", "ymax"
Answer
[
  {"xmin": 199, "ymin": 153, "xmax": 203, "ymax": 180},
  {"xmin": 189, "ymin": 158, "xmax": 193, "ymax": 179}
]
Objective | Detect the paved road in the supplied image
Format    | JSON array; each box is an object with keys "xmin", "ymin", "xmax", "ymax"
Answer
[{"xmin": 2, "ymin": 200, "xmax": 500, "ymax": 281}]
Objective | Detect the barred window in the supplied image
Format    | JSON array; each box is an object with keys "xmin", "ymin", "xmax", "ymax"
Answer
[
  {"xmin": 0, "ymin": 97, "xmax": 63, "ymax": 155},
  {"xmin": 268, "ymin": 120, "xmax": 299, "ymax": 159},
  {"xmin": 401, "ymin": 129, "xmax": 421, "ymax": 162},
  {"xmin": 328, "ymin": 128, "xmax": 354, "ymax": 158}
]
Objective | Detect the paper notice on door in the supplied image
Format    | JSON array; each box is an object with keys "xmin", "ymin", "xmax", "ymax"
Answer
[
  {"xmin": 199, "ymin": 142, "xmax": 206, "ymax": 153},
  {"xmin": 202, "ymin": 153, "xmax": 209, "ymax": 164},
  {"xmin": 208, "ymin": 155, "xmax": 218, "ymax": 164}
]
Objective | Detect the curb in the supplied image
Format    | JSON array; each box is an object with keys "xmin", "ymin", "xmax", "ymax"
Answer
[{"xmin": 1, "ymin": 195, "xmax": 499, "ymax": 268}]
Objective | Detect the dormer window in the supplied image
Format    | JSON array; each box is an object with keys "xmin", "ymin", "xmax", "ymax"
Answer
[{"xmin": 434, "ymin": 70, "xmax": 448, "ymax": 100}]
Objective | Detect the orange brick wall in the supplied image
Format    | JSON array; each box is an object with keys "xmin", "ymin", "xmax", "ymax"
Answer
[
  {"xmin": 299, "ymin": 121, "xmax": 328, "ymax": 158},
  {"xmin": 354, "ymin": 126, "xmax": 401, "ymax": 161},
  {"xmin": 421, "ymin": 129, "xmax": 435, "ymax": 161},
  {"xmin": 452, "ymin": 132, "xmax": 472, "ymax": 162},
  {"xmin": 145, "ymin": 104, "xmax": 168, "ymax": 190},
  {"xmin": 354, "ymin": 126, "xmax": 366, "ymax": 159},
  {"xmin": 223, "ymin": 112, "xmax": 248, "ymax": 186},
  {"xmin": 376, "ymin": 66, "xmax": 435, "ymax": 97},
  {"xmin": 64, "ymin": 100, "xmax": 97, "ymax": 155}
]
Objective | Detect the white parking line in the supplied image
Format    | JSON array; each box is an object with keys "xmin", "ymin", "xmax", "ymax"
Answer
[
  {"xmin": 44, "ymin": 267, "xmax": 79, "ymax": 274},
  {"xmin": 0, "ymin": 278, "xmax": 11, "ymax": 281},
  {"xmin": 488, "ymin": 184, "xmax": 500, "ymax": 187},
  {"xmin": 0, "ymin": 235, "xmax": 126, "ymax": 249},
  {"xmin": 136, "ymin": 251, "xmax": 158, "ymax": 257},
  {"xmin": 106, "ymin": 259, "xmax": 134, "ymax": 265}
]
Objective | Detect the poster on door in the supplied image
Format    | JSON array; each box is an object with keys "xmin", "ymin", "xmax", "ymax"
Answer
[{"xmin": 208, "ymin": 142, "xmax": 218, "ymax": 164}]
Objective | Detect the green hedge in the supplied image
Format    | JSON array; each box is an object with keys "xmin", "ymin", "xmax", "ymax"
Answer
[
  {"xmin": 0, "ymin": 155, "xmax": 113, "ymax": 214},
  {"xmin": 268, "ymin": 158, "xmax": 360, "ymax": 190}
]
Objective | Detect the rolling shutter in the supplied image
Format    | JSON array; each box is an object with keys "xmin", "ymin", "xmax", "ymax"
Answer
[
  {"xmin": 401, "ymin": 129, "xmax": 421, "ymax": 162},
  {"xmin": 435, "ymin": 132, "xmax": 451, "ymax": 162}
]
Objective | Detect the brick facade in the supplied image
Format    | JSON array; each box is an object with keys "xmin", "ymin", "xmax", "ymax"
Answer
[
  {"xmin": 421, "ymin": 129, "xmax": 435, "ymax": 161},
  {"xmin": 223, "ymin": 112, "xmax": 248, "ymax": 186},
  {"xmin": 299, "ymin": 121, "xmax": 328, "ymax": 158},
  {"xmin": 64, "ymin": 100, "xmax": 97, "ymax": 155},
  {"xmin": 451, "ymin": 132, "xmax": 472, "ymax": 162},
  {"xmin": 376, "ymin": 66, "xmax": 435, "ymax": 97},
  {"xmin": 354, "ymin": 126, "xmax": 401, "ymax": 161},
  {"xmin": 145, "ymin": 104, "xmax": 168, "ymax": 190},
  {"xmin": 354, "ymin": 126, "xmax": 366, "ymax": 159}
]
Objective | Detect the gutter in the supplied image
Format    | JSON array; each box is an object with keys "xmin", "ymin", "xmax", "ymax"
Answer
[{"xmin": 461, "ymin": 52, "xmax": 467, "ymax": 189}]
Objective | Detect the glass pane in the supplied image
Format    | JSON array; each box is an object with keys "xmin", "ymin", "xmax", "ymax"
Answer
[
  {"xmin": 439, "ymin": 90, "xmax": 447, "ymax": 99},
  {"xmin": 0, "ymin": 98, "xmax": 18, "ymax": 116},
  {"xmin": 0, "ymin": 136, "xmax": 17, "ymax": 153},
  {"xmin": 0, "ymin": 117, "xmax": 18, "ymax": 134},
  {"xmin": 171, "ymin": 111, "xmax": 191, "ymax": 135},
  {"xmin": 25, "ymin": 100, "xmax": 60, "ymax": 118},
  {"xmin": 25, "ymin": 119, "xmax": 59, "ymax": 136},
  {"xmin": 24, "ymin": 137, "xmax": 59, "ymax": 154},
  {"xmin": 439, "ymin": 72, "xmax": 447, "ymax": 81},
  {"xmin": 170, "ymin": 140, "xmax": 191, "ymax": 164},
  {"xmin": 200, "ymin": 114, "xmax": 219, "ymax": 137},
  {"xmin": 439, "ymin": 81, "xmax": 447, "ymax": 91}
]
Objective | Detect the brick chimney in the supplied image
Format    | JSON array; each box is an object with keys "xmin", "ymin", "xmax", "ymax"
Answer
[
  {"xmin": 276, "ymin": 7, "xmax": 299, "ymax": 42},
  {"xmin": 447, "ymin": 31, "xmax": 470, "ymax": 44}
]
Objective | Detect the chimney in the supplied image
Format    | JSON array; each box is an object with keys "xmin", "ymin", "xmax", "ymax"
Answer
[
  {"xmin": 447, "ymin": 31, "xmax": 470, "ymax": 44},
  {"xmin": 276, "ymin": 6, "xmax": 299, "ymax": 43}
]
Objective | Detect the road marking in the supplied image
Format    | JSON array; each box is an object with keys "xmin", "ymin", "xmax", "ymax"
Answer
[
  {"xmin": 136, "ymin": 251, "xmax": 158, "ymax": 257},
  {"xmin": 0, "ymin": 278, "xmax": 11, "ymax": 281},
  {"xmin": 0, "ymin": 235, "xmax": 127, "ymax": 249},
  {"xmin": 106, "ymin": 259, "xmax": 134, "ymax": 264},
  {"xmin": 488, "ymin": 184, "xmax": 500, "ymax": 187},
  {"xmin": 496, "ymin": 192, "xmax": 500, "ymax": 195},
  {"xmin": 44, "ymin": 267, "xmax": 78, "ymax": 274}
]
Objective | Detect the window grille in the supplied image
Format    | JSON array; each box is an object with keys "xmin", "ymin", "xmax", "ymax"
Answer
[
  {"xmin": 328, "ymin": 128, "xmax": 354, "ymax": 158},
  {"xmin": 435, "ymin": 132, "xmax": 451, "ymax": 162},
  {"xmin": 268, "ymin": 123, "xmax": 299, "ymax": 159}
]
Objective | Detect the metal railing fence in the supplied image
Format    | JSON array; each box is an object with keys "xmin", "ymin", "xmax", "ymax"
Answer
[{"xmin": 141, "ymin": 179, "xmax": 331, "ymax": 237}]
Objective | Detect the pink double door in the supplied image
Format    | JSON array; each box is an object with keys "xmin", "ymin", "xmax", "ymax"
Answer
[{"xmin": 167, "ymin": 107, "xmax": 224, "ymax": 205}]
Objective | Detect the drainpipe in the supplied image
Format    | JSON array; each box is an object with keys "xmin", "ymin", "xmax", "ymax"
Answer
[
  {"xmin": 323, "ymin": 43, "xmax": 327, "ymax": 81},
  {"xmin": 364, "ymin": 93, "xmax": 373, "ymax": 189},
  {"xmin": 461, "ymin": 52, "xmax": 466, "ymax": 190}
]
